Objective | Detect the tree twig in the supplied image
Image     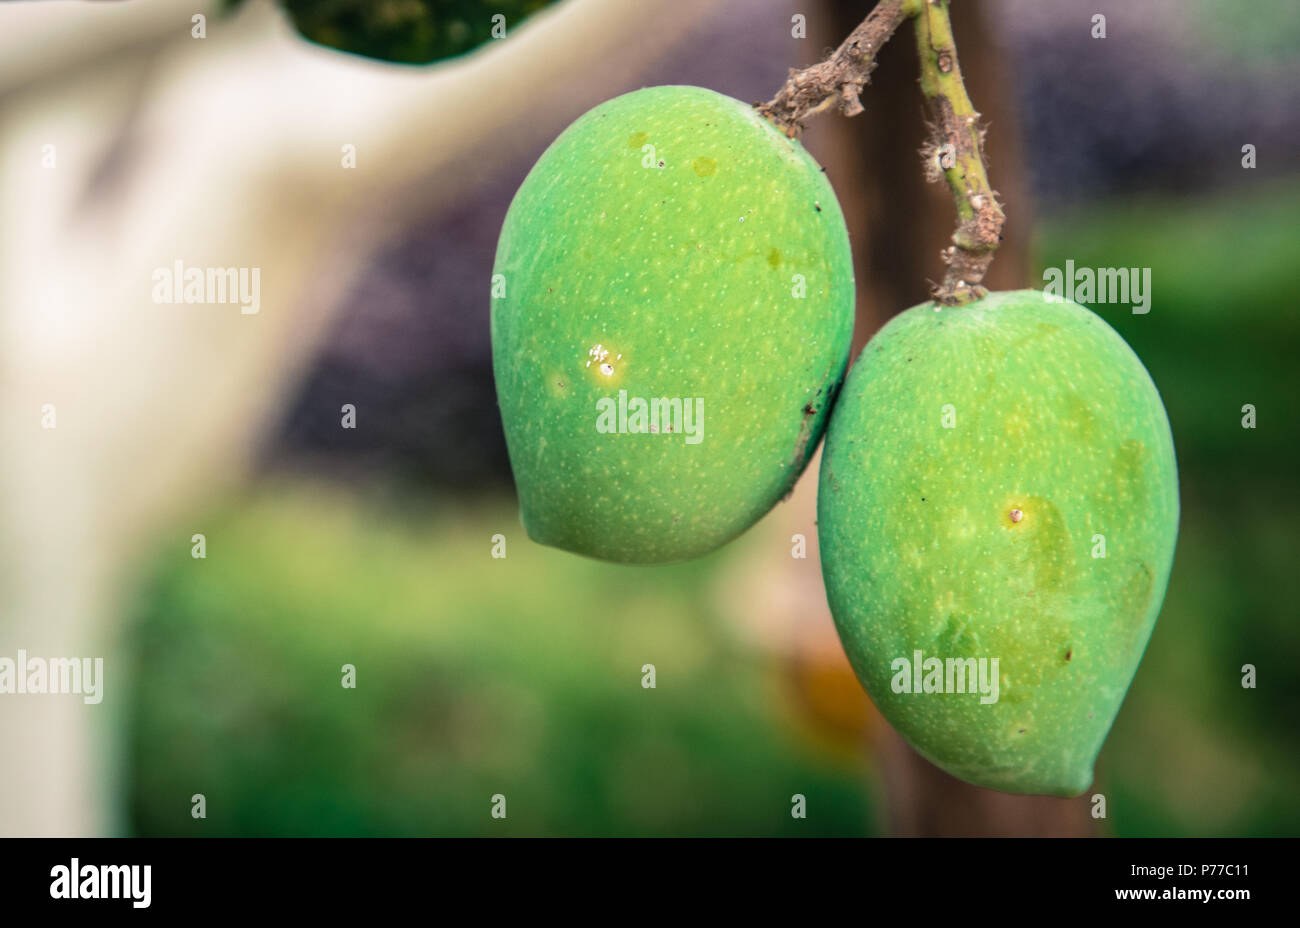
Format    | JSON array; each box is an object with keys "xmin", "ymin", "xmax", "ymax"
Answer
[
  {"xmin": 913, "ymin": 0, "xmax": 1005, "ymax": 305},
  {"xmin": 757, "ymin": 0, "xmax": 1005, "ymax": 306},
  {"xmin": 757, "ymin": 0, "xmax": 916, "ymax": 136}
]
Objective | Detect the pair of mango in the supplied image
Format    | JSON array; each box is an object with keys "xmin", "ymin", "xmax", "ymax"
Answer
[{"xmin": 490, "ymin": 87, "xmax": 1179, "ymax": 797}]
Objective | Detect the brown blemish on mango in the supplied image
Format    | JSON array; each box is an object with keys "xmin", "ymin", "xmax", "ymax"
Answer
[
  {"xmin": 547, "ymin": 373, "xmax": 570, "ymax": 399},
  {"xmin": 1003, "ymin": 496, "xmax": 1074, "ymax": 593}
]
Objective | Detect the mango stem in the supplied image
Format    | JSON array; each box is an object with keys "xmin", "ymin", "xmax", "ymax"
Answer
[
  {"xmin": 913, "ymin": 0, "xmax": 1006, "ymax": 305},
  {"xmin": 757, "ymin": 0, "xmax": 1005, "ymax": 307}
]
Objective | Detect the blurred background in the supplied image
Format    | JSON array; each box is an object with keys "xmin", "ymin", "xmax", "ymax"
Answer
[{"xmin": 1, "ymin": 0, "xmax": 1296, "ymax": 837}]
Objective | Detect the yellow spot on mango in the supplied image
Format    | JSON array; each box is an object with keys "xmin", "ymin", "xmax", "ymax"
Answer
[{"xmin": 583, "ymin": 342, "xmax": 627, "ymax": 386}]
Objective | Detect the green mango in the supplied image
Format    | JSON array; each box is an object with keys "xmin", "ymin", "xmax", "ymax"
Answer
[
  {"xmin": 818, "ymin": 290, "xmax": 1179, "ymax": 796},
  {"xmin": 492, "ymin": 86, "xmax": 854, "ymax": 563}
]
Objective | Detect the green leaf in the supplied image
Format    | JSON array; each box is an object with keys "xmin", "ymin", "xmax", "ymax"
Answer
[{"xmin": 234, "ymin": 0, "xmax": 561, "ymax": 65}]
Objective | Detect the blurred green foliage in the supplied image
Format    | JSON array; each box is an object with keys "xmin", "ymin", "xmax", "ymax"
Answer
[
  {"xmin": 125, "ymin": 490, "xmax": 873, "ymax": 836},
  {"xmin": 229, "ymin": 0, "xmax": 560, "ymax": 65},
  {"xmin": 126, "ymin": 181, "xmax": 1300, "ymax": 836},
  {"xmin": 1034, "ymin": 180, "xmax": 1300, "ymax": 835},
  {"xmin": 1191, "ymin": 0, "xmax": 1300, "ymax": 65}
]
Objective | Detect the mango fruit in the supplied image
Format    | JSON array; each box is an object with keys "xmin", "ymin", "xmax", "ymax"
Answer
[
  {"xmin": 492, "ymin": 86, "xmax": 854, "ymax": 563},
  {"xmin": 818, "ymin": 289, "xmax": 1179, "ymax": 795}
]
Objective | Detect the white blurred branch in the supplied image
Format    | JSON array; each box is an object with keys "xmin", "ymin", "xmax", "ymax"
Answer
[{"xmin": 0, "ymin": 0, "xmax": 719, "ymax": 836}]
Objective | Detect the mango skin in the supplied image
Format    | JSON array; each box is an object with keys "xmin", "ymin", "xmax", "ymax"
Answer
[
  {"xmin": 492, "ymin": 86, "xmax": 854, "ymax": 563},
  {"xmin": 818, "ymin": 290, "xmax": 1179, "ymax": 796}
]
